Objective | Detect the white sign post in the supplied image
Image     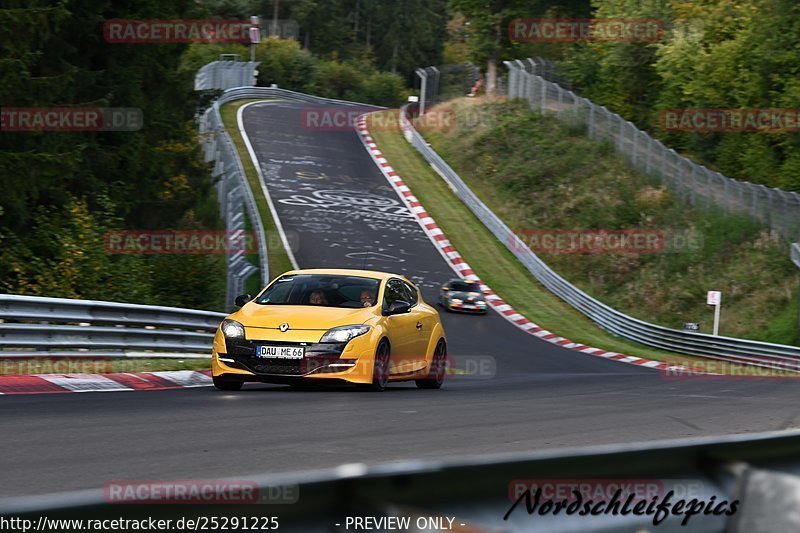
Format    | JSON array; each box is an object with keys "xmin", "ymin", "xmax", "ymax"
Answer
[
  {"xmin": 707, "ymin": 291, "xmax": 721, "ymax": 336},
  {"xmin": 249, "ymin": 16, "xmax": 260, "ymax": 63}
]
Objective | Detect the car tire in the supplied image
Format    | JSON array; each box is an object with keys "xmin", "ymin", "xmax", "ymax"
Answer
[
  {"xmin": 213, "ymin": 375, "xmax": 243, "ymax": 391},
  {"xmin": 362, "ymin": 339, "xmax": 390, "ymax": 392},
  {"xmin": 416, "ymin": 339, "xmax": 446, "ymax": 389}
]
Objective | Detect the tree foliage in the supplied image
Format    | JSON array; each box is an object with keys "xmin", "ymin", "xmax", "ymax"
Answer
[
  {"xmin": 562, "ymin": 0, "xmax": 800, "ymax": 190},
  {"xmin": 183, "ymin": 37, "xmax": 409, "ymax": 106},
  {"xmin": 0, "ymin": 0, "xmax": 225, "ymax": 309},
  {"xmin": 201, "ymin": 0, "xmax": 448, "ymax": 82}
]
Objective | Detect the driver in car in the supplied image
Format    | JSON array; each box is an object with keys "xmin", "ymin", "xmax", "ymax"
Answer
[{"xmin": 360, "ymin": 289, "xmax": 374, "ymax": 307}]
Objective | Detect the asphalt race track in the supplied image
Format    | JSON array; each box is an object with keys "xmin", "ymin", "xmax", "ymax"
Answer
[{"xmin": 2, "ymin": 100, "xmax": 800, "ymax": 498}]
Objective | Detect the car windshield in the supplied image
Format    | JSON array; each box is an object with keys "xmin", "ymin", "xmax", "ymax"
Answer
[
  {"xmin": 255, "ymin": 274, "xmax": 381, "ymax": 308},
  {"xmin": 449, "ymin": 280, "xmax": 480, "ymax": 292}
]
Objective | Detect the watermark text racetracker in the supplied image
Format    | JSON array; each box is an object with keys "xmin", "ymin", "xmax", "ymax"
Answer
[
  {"xmin": 1, "ymin": 358, "xmax": 115, "ymax": 376},
  {"xmin": 509, "ymin": 18, "xmax": 665, "ymax": 42},
  {"xmin": 660, "ymin": 108, "xmax": 800, "ymax": 133},
  {"xmin": 301, "ymin": 107, "xmax": 455, "ymax": 132},
  {"xmin": 509, "ymin": 229, "xmax": 702, "ymax": 255},
  {"xmin": 104, "ymin": 230, "xmax": 299, "ymax": 255},
  {"xmin": 104, "ymin": 18, "xmax": 300, "ymax": 43},
  {"xmin": 105, "ymin": 230, "xmax": 256, "ymax": 255},
  {"xmin": 104, "ymin": 480, "xmax": 297, "ymax": 505},
  {"xmin": 662, "ymin": 360, "xmax": 800, "ymax": 380},
  {"xmin": 1, "ymin": 108, "xmax": 142, "ymax": 132},
  {"xmin": 104, "ymin": 19, "xmax": 252, "ymax": 43}
]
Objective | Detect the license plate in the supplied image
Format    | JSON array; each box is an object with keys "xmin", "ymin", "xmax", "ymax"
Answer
[{"xmin": 255, "ymin": 345, "xmax": 305, "ymax": 359}]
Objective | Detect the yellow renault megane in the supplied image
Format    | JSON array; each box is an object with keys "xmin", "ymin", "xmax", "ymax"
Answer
[{"xmin": 212, "ymin": 269, "xmax": 447, "ymax": 391}]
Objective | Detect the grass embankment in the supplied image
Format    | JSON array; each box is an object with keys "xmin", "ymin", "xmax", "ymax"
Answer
[
  {"xmin": 369, "ymin": 102, "xmax": 798, "ymax": 365},
  {"xmin": 370, "ymin": 114, "xmax": 694, "ymax": 365},
  {"xmin": 415, "ymin": 98, "xmax": 798, "ymax": 346},
  {"xmin": 220, "ymin": 100, "xmax": 294, "ymax": 295}
]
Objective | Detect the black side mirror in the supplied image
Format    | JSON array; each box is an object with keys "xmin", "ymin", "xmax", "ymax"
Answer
[
  {"xmin": 234, "ymin": 294, "xmax": 252, "ymax": 307},
  {"xmin": 384, "ymin": 300, "xmax": 411, "ymax": 316}
]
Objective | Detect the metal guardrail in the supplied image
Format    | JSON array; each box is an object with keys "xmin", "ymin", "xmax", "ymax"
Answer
[
  {"xmin": 0, "ymin": 294, "xmax": 224, "ymax": 357},
  {"xmin": 505, "ymin": 58, "xmax": 800, "ymax": 241},
  {"xmin": 2, "ymin": 429, "xmax": 799, "ymax": 532},
  {"xmin": 199, "ymin": 95, "xmax": 266, "ymax": 309},
  {"xmin": 195, "ymin": 60, "xmax": 260, "ymax": 91},
  {"xmin": 399, "ymin": 105, "xmax": 800, "ymax": 369},
  {"xmin": 212, "ymin": 85, "xmax": 387, "ymax": 107}
]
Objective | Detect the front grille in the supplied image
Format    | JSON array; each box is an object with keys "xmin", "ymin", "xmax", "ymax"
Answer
[
  {"xmin": 247, "ymin": 359, "xmax": 303, "ymax": 375},
  {"xmin": 223, "ymin": 337, "xmax": 348, "ymax": 376}
]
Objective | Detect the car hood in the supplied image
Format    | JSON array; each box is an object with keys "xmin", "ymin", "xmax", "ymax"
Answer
[{"xmin": 232, "ymin": 303, "xmax": 378, "ymax": 330}]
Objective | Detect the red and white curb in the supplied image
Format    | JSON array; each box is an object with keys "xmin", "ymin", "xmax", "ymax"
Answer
[
  {"xmin": 356, "ymin": 113, "xmax": 686, "ymax": 373},
  {"xmin": 0, "ymin": 370, "xmax": 212, "ymax": 395}
]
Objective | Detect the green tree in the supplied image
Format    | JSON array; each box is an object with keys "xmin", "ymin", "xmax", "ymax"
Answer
[{"xmin": 0, "ymin": 0, "xmax": 226, "ymax": 308}]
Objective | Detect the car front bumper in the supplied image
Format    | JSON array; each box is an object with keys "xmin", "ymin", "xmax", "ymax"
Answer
[
  {"xmin": 212, "ymin": 331, "xmax": 379, "ymax": 384},
  {"xmin": 447, "ymin": 301, "xmax": 488, "ymax": 313}
]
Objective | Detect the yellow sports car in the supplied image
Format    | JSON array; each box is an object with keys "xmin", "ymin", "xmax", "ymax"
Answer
[{"xmin": 212, "ymin": 269, "xmax": 447, "ymax": 391}]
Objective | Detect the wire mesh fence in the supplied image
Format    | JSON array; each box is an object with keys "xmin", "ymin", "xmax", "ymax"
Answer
[
  {"xmin": 505, "ymin": 58, "xmax": 800, "ymax": 241},
  {"xmin": 416, "ymin": 62, "xmax": 480, "ymax": 114}
]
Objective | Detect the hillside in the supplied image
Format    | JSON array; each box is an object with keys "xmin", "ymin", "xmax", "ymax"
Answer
[{"xmin": 419, "ymin": 98, "xmax": 798, "ymax": 344}]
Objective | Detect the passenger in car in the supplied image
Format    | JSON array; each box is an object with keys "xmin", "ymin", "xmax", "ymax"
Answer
[{"xmin": 309, "ymin": 290, "xmax": 328, "ymax": 305}]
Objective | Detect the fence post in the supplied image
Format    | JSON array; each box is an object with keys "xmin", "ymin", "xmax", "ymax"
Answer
[
  {"xmin": 416, "ymin": 68, "xmax": 428, "ymax": 115},
  {"xmin": 527, "ymin": 58, "xmax": 537, "ymax": 77},
  {"xmin": 430, "ymin": 66, "xmax": 440, "ymax": 107},
  {"xmin": 767, "ymin": 185, "xmax": 774, "ymax": 227},
  {"xmin": 738, "ymin": 181, "xmax": 745, "ymax": 216},
  {"xmin": 557, "ymin": 85, "xmax": 563, "ymax": 111},
  {"xmin": 689, "ymin": 164, "xmax": 698, "ymax": 206},
  {"xmin": 521, "ymin": 69, "xmax": 529, "ymax": 102},
  {"xmin": 514, "ymin": 60, "xmax": 525, "ymax": 99},
  {"xmin": 540, "ymin": 75, "xmax": 547, "ymax": 113},
  {"xmin": 527, "ymin": 72, "xmax": 536, "ymax": 109},
  {"xmin": 722, "ymin": 174, "xmax": 730, "ymax": 212}
]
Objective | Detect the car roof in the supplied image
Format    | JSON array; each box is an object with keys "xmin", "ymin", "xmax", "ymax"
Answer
[{"xmin": 280, "ymin": 268, "xmax": 407, "ymax": 282}]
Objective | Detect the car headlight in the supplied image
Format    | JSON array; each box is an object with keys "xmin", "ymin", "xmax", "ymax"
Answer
[
  {"xmin": 320, "ymin": 325, "xmax": 371, "ymax": 343},
  {"xmin": 221, "ymin": 319, "xmax": 245, "ymax": 339},
  {"xmin": 451, "ymin": 298, "xmax": 464, "ymax": 304}
]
